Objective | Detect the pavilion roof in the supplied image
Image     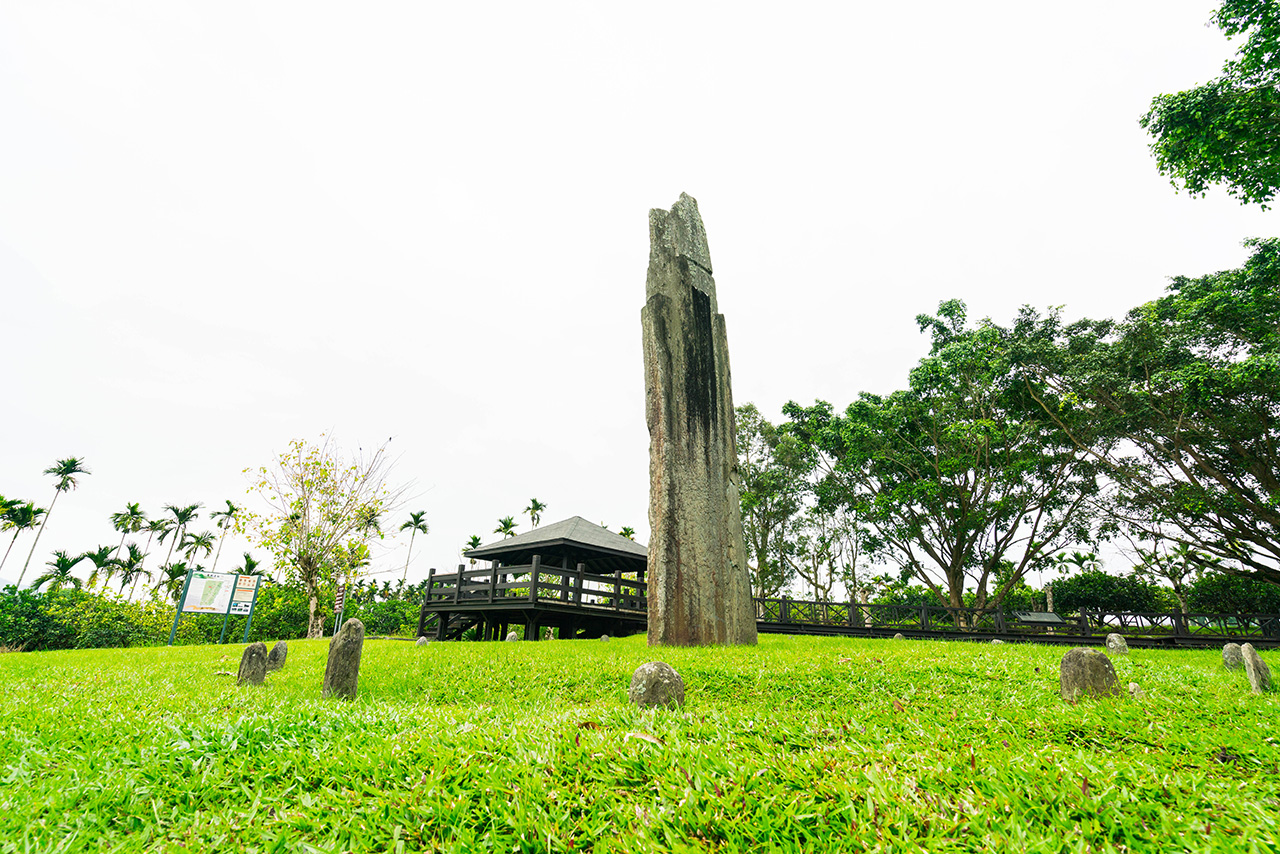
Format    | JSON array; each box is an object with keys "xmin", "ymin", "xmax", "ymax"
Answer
[{"xmin": 465, "ymin": 516, "xmax": 647, "ymax": 569}]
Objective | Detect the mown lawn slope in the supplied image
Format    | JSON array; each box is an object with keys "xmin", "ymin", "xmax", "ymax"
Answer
[{"xmin": 1, "ymin": 635, "xmax": 1276, "ymax": 852}]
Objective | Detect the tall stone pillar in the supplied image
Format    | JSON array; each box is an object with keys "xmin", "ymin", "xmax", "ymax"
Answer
[{"xmin": 641, "ymin": 193, "xmax": 757, "ymax": 646}]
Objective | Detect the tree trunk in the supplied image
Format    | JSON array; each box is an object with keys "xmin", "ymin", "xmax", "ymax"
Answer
[
  {"xmin": 113, "ymin": 531, "xmax": 127, "ymax": 561},
  {"xmin": 307, "ymin": 588, "xmax": 324, "ymax": 638},
  {"xmin": 1046, "ymin": 582, "xmax": 1055, "ymax": 613},
  {"xmin": 0, "ymin": 530, "xmax": 20, "ymax": 575},
  {"xmin": 17, "ymin": 489, "xmax": 60, "ymax": 588},
  {"xmin": 210, "ymin": 527, "xmax": 227, "ymax": 574},
  {"xmin": 402, "ymin": 529, "xmax": 416, "ymax": 582}
]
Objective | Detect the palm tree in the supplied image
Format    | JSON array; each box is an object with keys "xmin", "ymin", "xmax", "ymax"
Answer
[
  {"xmin": 155, "ymin": 562, "xmax": 189, "ymax": 604},
  {"xmin": 465, "ymin": 534, "xmax": 483, "ymax": 566},
  {"xmin": 619, "ymin": 526, "xmax": 637, "ymax": 541},
  {"xmin": 234, "ymin": 552, "xmax": 262, "ymax": 576},
  {"xmin": 399, "ymin": 511, "xmax": 429, "ymax": 581},
  {"xmin": 113, "ymin": 544, "xmax": 149, "ymax": 594},
  {"xmin": 132, "ymin": 517, "xmax": 172, "ymax": 598},
  {"xmin": 524, "ymin": 498, "xmax": 547, "ymax": 529},
  {"xmin": 208, "ymin": 500, "xmax": 240, "ymax": 573},
  {"xmin": 0, "ymin": 503, "xmax": 45, "ymax": 577},
  {"xmin": 160, "ymin": 504, "xmax": 201, "ymax": 569},
  {"xmin": 34, "ymin": 550, "xmax": 83, "ymax": 592},
  {"xmin": 109, "ymin": 502, "xmax": 147, "ymax": 560},
  {"xmin": 182, "ymin": 530, "xmax": 216, "ymax": 570},
  {"xmin": 18, "ymin": 456, "xmax": 91, "ymax": 587},
  {"xmin": 79, "ymin": 545, "xmax": 116, "ymax": 589},
  {"xmin": 495, "ymin": 516, "xmax": 518, "ymax": 538}
]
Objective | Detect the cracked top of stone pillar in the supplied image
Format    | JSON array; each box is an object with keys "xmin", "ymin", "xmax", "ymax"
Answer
[{"xmin": 646, "ymin": 192, "xmax": 716, "ymax": 308}]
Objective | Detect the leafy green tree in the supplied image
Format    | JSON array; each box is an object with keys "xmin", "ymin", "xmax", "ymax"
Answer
[
  {"xmin": 618, "ymin": 526, "xmax": 637, "ymax": 541},
  {"xmin": 1052, "ymin": 570, "xmax": 1161, "ymax": 615},
  {"xmin": 244, "ymin": 436, "xmax": 404, "ymax": 638},
  {"xmin": 79, "ymin": 545, "xmax": 117, "ymax": 589},
  {"xmin": 159, "ymin": 504, "xmax": 201, "ymax": 570},
  {"xmin": 109, "ymin": 502, "xmax": 147, "ymax": 561},
  {"xmin": 182, "ymin": 531, "xmax": 215, "ymax": 569},
  {"xmin": 208, "ymin": 500, "xmax": 240, "ymax": 574},
  {"xmin": 18, "ymin": 457, "xmax": 91, "ymax": 587},
  {"xmin": 1014, "ymin": 239, "xmax": 1280, "ymax": 585},
  {"xmin": 494, "ymin": 516, "xmax": 518, "ymax": 538},
  {"xmin": 33, "ymin": 550, "xmax": 83, "ymax": 592},
  {"xmin": 1187, "ymin": 571, "xmax": 1280, "ymax": 613},
  {"xmin": 399, "ymin": 510, "xmax": 429, "ymax": 581},
  {"xmin": 786, "ymin": 302, "xmax": 1102, "ymax": 612},
  {"xmin": 0, "ymin": 503, "xmax": 44, "ymax": 576},
  {"xmin": 113, "ymin": 544, "xmax": 149, "ymax": 594},
  {"xmin": 1141, "ymin": 1, "xmax": 1280, "ymax": 207},
  {"xmin": 155, "ymin": 562, "xmax": 189, "ymax": 604},
  {"xmin": 737, "ymin": 403, "xmax": 806, "ymax": 598},
  {"xmin": 524, "ymin": 498, "xmax": 547, "ymax": 529}
]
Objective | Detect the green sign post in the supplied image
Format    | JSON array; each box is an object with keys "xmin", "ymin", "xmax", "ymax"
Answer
[{"xmin": 168, "ymin": 570, "xmax": 264, "ymax": 646}]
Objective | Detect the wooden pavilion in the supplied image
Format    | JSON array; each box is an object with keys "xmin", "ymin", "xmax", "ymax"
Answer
[{"xmin": 417, "ymin": 516, "xmax": 648, "ymax": 641}]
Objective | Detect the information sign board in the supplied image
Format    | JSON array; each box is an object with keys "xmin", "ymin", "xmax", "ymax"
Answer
[
  {"xmin": 229, "ymin": 575, "xmax": 261, "ymax": 616},
  {"xmin": 181, "ymin": 571, "xmax": 237, "ymax": 614}
]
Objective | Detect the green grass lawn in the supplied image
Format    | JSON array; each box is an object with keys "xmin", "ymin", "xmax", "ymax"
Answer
[{"xmin": 1, "ymin": 635, "xmax": 1277, "ymax": 853}]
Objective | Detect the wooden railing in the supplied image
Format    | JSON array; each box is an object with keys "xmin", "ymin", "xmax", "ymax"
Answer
[
  {"xmin": 425, "ymin": 556, "xmax": 647, "ymax": 613},
  {"xmin": 755, "ymin": 596, "xmax": 1280, "ymax": 642}
]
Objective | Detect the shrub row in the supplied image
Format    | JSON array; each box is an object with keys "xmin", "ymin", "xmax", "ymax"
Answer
[{"xmin": 0, "ymin": 583, "xmax": 422, "ymax": 652}]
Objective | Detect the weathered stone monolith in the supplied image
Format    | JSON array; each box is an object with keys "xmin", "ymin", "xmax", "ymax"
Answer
[
  {"xmin": 1059, "ymin": 647, "xmax": 1120, "ymax": 703},
  {"xmin": 641, "ymin": 193, "xmax": 756, "ymax": 647},
  {"xmin": 1242, "ymin": 643, "xmax": 1272, "ymax": 693},
  {"xmin": 237, "ymin": 642, "xmax": 268, "ymax": 685},
  {"xmin": 628, "ymin": 661, "xmax": 685, "ymax": 708},
  {"xmin": 323, "ymin": 618, "xmax": 364, "ymax": 700},
  {"xmin": 266, "ymin": 640, "xmax": 288, "ymax": 672}
]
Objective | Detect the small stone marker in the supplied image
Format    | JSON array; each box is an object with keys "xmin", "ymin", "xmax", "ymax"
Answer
[
  {"xmin": 237, "ymin": 641, "xmax": 268, "ymax": 686},
  {"xmin": 505, "ymin": 631, "xmax": 518, "ymax": 642},
  {"xmin": 1128, "ymin": 682, "xmax": 1146, "ymax": 700},
  {"xmin": 628, "ymin": 661, "xmax": 685, "ymax": 708},
  {"xmin": 323, "ymin": 618, "xmax": 365, "ymax": 700},
  {"xmin": 893, "ymin": 633, "xmax": 905, "ymax": 641},
  {"xmin": 1223, "ymin": 643, "xmax": 1244, "ymax": 669},
  {"xmin": 991, "ymin": 639, "xmax": 1004, "ymax": 645},
  {"xmin": 415, "ymin": 636, "xmax": 430, "ymax": 646},
  {"xmin": 1242, "ymin": 643, "xmax": 1272, "ymax": 693},
  {"xmin": 266, "ymin": 640, "xmax": 288, "ymax": 672},
  {"xmin": 1105, "ymin": 633, "xmax": 1129, "ymax": 655},
  {"xmin": 1059, "ymin": 647, "xmax": 1120, "ymax": 703},
  {"xmin": 600, "ymin": 634, "xmax": 610, "ymax": 642}
]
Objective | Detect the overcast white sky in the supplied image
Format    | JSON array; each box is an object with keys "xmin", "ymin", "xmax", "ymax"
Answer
[{"xmin": 0, "ymin": 1, "xmax": 1273, "ymax": 591}]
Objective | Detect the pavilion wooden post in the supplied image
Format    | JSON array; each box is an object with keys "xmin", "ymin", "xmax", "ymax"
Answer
[
  {"xmin": 574, "ymin": 563, "xmax": 585, "ymax": 606},
  {"xmin": 488, "ymin": 565, "xmax": 498, "ymax": 604},
  {"xmin": 453, "ymin": 564, "xmax": 463, "ymax": 605},
  {"xmin": 614, "ymin": 567, "xmax": 622, "ymax": 611},
  {"xmin": 529, "ymin": 555, "xmax": 541, "ymax": 604}
]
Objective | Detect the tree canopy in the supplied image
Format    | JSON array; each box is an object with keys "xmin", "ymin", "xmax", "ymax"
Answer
[{"xmin": 1141, "ymin": 1, "xmax": 1280, "ymax": 206}]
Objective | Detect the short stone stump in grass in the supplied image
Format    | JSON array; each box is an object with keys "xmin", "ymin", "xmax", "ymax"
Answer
[
  {"xmin": 1060, "ymin": 647, "xmax": 1120, "ymax": 703},
  {"xmin": 323, "ymin": 618, "xmax": 365, "ymax": 700},
  {"xmin": 1223, "ymin": 643, "xmax": 1244, "ymax": 669},
  {"xmin": 237, "ymin": 642, "xmax": 268, "ymax": 686},
  {"xmin": 893, "ymin": 633, "xmax": 905, "ymax": 641},
  {"xmin": 506, "ymin": 631, "xmax": 518, "ymax": 642},
  {"xmin": 1242, "ymin": 643, "xmax": 1272, "ymax": 693},
  {"xmin": 1105, "ymin": 633, "xmax": 1129, "ymax": 655},
  {"xmin": 415, "ymin": 636, "xmax": 430, "ymax": 647},
  {"xmin": 266, "ymin": 641, "xmax": 287, "ymax": 672},
  {"xmin": 629, "ymin": 662, "xmax": 685, "ymax": 709}
]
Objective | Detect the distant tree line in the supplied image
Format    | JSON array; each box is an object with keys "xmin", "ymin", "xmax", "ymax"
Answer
[{"xmin": 740, "ymin": 239, "xmax": 1280, "ymax": 615}]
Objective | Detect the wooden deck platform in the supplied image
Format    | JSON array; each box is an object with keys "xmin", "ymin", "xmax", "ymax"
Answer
[{"xmin": 417, "ymin": 558, "xmax": 646, "ymax": 641}]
